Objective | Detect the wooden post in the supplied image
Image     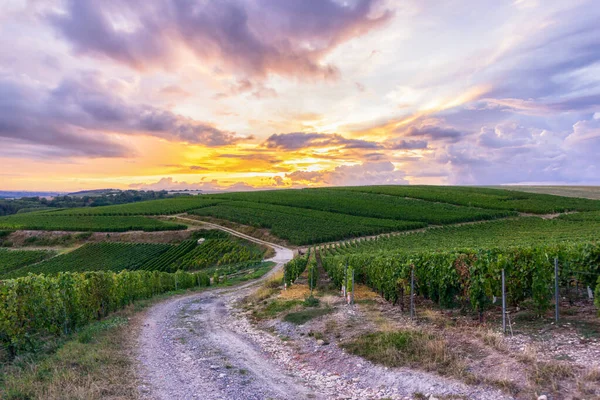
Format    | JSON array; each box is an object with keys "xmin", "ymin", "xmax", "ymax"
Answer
[
  {"xmin": 555, "ymin": 258, "xmax": 559, "ymax": 322},
  {"xmin": 410, "ymin": 266, "xmax": 415, "ymax": 320},
  {"xmin": 351, "ymin": 269, "xmax": 355, "ymax": 305},
  {"xmin": 502, "ymin": 269, "xmax": 506, "ymax": 334}
]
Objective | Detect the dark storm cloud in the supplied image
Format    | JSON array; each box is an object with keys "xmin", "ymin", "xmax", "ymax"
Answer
[
  {"xmin": 263, "ymin": 132, "xmax": 383, "ymax": 150},
  {"xmin": 0, "ymin": 73, "xmax": 246, "ymax": 158},
  {"xmin": 48, "ymin": 0, "xmax": 392, "ymax": 79},
  {"xmin": 403, "ymin": 125, "xmax": 464, "ymax": 142}
]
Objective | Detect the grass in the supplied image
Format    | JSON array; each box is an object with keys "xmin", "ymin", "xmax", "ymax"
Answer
[
  {"xmin": 341, "ymin": 330, "xmax": 464, "ymax": 377},
  {"xmin": 0, "ymin": 305, "xmax": 148, "ymax": 399},
  {"xmin": 283, "ymin": 307, "xmax": 333, "ymax": 325}
]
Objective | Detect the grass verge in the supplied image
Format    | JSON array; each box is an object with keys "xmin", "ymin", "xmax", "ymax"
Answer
[
  {"xmin": 0, "ymin": 288, "xmax": 198, "ymax": 400},
  {"xmin": 341, "ymin": 330, "xmax": 464, "ymax": 377}
]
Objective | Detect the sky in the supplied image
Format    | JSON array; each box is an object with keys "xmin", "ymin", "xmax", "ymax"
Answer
[{"xmin": 1, "ymin": 0, "xmax": 600, "ymax": 192}]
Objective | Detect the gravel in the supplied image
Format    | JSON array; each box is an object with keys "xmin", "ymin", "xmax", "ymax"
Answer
[{"xmin": 136, "ymin": 226, "xmax": 513, "ymax": 400}]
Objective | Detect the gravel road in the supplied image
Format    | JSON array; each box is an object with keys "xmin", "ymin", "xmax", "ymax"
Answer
[{"xmin": 136, "ymin": 223, "xmax": 511, "ymax": 400}]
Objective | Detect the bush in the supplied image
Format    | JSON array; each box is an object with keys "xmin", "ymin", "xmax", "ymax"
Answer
[{"xmin": 0, "ymin": 269, "xmax": 210, "ymax": 356}]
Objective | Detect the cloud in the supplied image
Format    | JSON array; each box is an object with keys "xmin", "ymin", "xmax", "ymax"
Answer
[
  {"xmin": 386, "ymin": 139, "xmax": 428, "ymax": 150},
  {"xmin": 159, "ymin": 85, "xmax": 191, "ymax": 97},
  {"xmin": 49, "ymin": 0, "xmax": 392, "ymax": 79},
  {"xmin": 286, "ymin": 161, "xmax": 408, "ymax": 186},
  {"xmin": 263, "ymin": 132, "xmax": 383, "ymax": 150},
  {"xmin": 213, "ymin": 78, "xmax": 278, "ymax": 100},
  {"xmin": 129, "ymin": 177, "xmax": 256, "ymax": 192},
  {"xmin": 402, "ymin": 124, "xmax": 465, "ymax": 142},
  {"xmin": 0, "ymin": 72, "xmax": 247, "ymax": 158}
]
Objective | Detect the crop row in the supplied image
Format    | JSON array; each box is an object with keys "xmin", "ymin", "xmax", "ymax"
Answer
[
  {"xmin": 283, "ymin": 249, "xmax": 310, "ymax": 286},
  {"xmin": 0, "ymin": 249, "xmax": 55, "ymax": 277},
  {"xmin": 212, "ymin": 189, "xmax": 515, "ymax": 225},
  {"xmin": 190, "ymin": 201, "xmax": 426, "ymax": 245},
  {"xmin": 0, "ymin": 270, "xmax": 210, "ymax": 355},
  {"xmin": 320, "ymin": 217, "xmax": 600, "ymax": 256},
  {"xmin": 322, "ymin": 243, "xmax": 600, "ymax": 316},
  {"xmin": 5, "ymin": 243, "xmax": 172, "ymax": 278},
  {"xmin": 140, "ymin": 240, "xmax": 199, "ymax": 272},
  {"xmin": 0, "ymin": 214, "xmax": 186, "ymax": 232},
  {"xmin": 172, "ymin": 238, "xmax": 265, "ymax": 270},
  {"xmin": 331, "ymin": 186, "xmax": 600, "ymax": 214},
  {"xmin": 47, "ymin": 197, "xmax": 223, "ymax": 216}
]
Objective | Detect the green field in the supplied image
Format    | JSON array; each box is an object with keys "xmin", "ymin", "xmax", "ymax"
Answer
[
  {"xmin": 5, "ymin": 243, "xmax": 172, "ymax": 277},
  {"xmin": 190, "ymin": 201, "xmax": 426, "ymax": 245},
  {"xmin": 321, "ymin": 217, "xmax": 600, "ymax": 256},
  {"xmin": 0, "ymin": 214, "xmax": 186, "ymax": 232},
  {"xmin": 47, "ymin": 196, "xmax": 223, "ymax": 216},
  {"xmin": 331, "ymin": 186, "xmax": 600, "ymax": 213},
  {"xmin": 4, "ymin": 230, "xmax": 267, "ymax": 277},
  {"xmin": 0, "ymin": 249, "xmax": 55, "ymax": 276},
  {"xmin": 3, "ymin": 187, "xmax": 600, "ymax": 243},
  {"xmin": 212, "ymin": 189, "xmax": 515, "ymax": 224}
]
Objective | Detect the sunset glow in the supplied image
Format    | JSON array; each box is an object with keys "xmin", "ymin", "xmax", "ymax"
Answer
[{"xmin": 1, "ymin": 0, "xmax": 599, "ymax": 191}]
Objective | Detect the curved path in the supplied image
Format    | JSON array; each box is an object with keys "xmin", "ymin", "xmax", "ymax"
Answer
[{"xmin": 136, "ymin": 221, "xmax": 509, "ymax": 400}]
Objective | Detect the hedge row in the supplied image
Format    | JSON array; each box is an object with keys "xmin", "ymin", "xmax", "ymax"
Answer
[{"xmin": 0, "ymin": 269, "xmax": 210, "ymax": 355}]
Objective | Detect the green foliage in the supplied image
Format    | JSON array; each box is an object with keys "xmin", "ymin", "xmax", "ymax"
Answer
[
  {"xmin": 0, "ymin": 214, "xmax": 186, "ymax": 232},
  {"xmin": 333, "ymin": 185, "xmax": 600, "ymax": 214},
  {"xmin": 171, "ymin": 237, "xmax": 265, "ymax": 271},
  {"xmin": 283, "ymin": 308, "xmax": 332, "ymax": 325},
  {"xmin": 190, "ymin": 201, "xmax": 425, "ymax": 244},
  {"xmin": 211, "ymin": 188, "xmax": 515, "ymax": 224},
  {"xmin": 323, "ymin": 217, "xmax": 600, "ymax": 256},
  {"xmin": 322, "ymin": 243, "xmax": 600, "ymax": 315},
  {"xmin": 0, "ymin": 249, "xmax": 55, "ymax": 277},
  {"xmin": 0, "ymin": 269, "xmax": 210, "ymax": 355},
  {"xmin": 48, "ymin": 196, "xmax": 222, "ymax": 216},
  {"xmin": 140, "ymin": 240, "xmax": 198, "ymax": 272},
  {"xmin": 5, "ymin": 243, "xmax": 172, "ymax": 278},
  {"xmin": 284, "ymin": 250, "xmax": 310, "ymax": 286}
]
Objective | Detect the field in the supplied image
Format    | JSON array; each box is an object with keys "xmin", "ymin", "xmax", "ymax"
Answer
[
  {"xmin": 0, "ymin": 249, "xmax": 55, "ymax": 276},
  {"xmin": 322, "ymin": 216, "xmax": 600, "ymax": 255},
  {"xmin": 3, "ymin": 230, "xmax": 268, "ymax": 278},
  {"xmin": 211, "ymin": 189, "xmax": 515, "ymax": 224},
  {"xmin": 330, "ymin": 186, "xmax": 600, "ymax": 213},
  {"xmin": 497, "ymin": 185, "xmax": 600, "ymax": 200},
  {"xmin": 46, "ymin": 196, "xmax": 223, "ymax": 216},
  {"xmin": 190, "ymin": 201, "xmax": 426, "ymax": 245},
  {"xmin": 4, "ymin": 243, "xmax": 172, "ymax": 277},
  {"xmin": 0, "ymin": 214, "xmax": 186, "ymax": 232}
]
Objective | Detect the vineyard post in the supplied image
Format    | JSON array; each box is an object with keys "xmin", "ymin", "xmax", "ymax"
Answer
[
  {"xmin": 343, "ymin": 262, "xmax": 348, "ymax": 298},
  {"xmin": 554, "ymin": 257, "xmax": 559, "ymax": 322},
  {"xmin": 351, "ymin": 268, "xmax": 355, "ymax": 305},
  {"xmin": 410, "ymin": 265, "xmax": 415, "ymax": 320},
  {"xmin": 502, "ymin": 269, "xmax": 506, "ymax": 334}
]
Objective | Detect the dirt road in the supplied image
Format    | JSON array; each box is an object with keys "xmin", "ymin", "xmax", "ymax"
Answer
[{"xmin": 136, "ymin": 222, "xmax": 510, "ymax": 400}]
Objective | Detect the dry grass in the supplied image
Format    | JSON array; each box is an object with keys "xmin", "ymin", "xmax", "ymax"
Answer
[
  {"xmin": 0, "ymin": 315, "xmax": 139, "ymax": 400},
  {"xmin": 529, "ymin": 360, "xmax": 575, "ymax": 391},
  {"xmin": 474, "ymin": 328, "xmax": 507, "ymax": 353},
  {"xmin": 246, "ymin": 271, "xmax": 283, "ymax": 303},
  {"xmin": 341, "ymin": 329, "xmax": 466, "ymax": 378},
  {"xmin": 279, "ymin": 283, "xmax": 311, "ymax": 300}
]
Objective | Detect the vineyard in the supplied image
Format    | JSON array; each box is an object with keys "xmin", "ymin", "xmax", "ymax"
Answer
[
  {"xmin": 321, "ymin": 217, "xmax": 600, "ymax": 256},
  {"xmin": 0, "ymin": 249, "xmax": 55, "ymax": 276},
  {"xmin": 321, "ymin": 243, "xmax": 600, "ymax": 317},
  {"xmin": 171, "ymin": 237, "xmax": 265, "ymax": 270},
  {"xmin": 4, "ymin": 243, "xmax": 172, "ymax": 278},
  {"xmin": 0, "ymin": 270, "xmax": 210, "ymax": 355},
  {"xmin": 331, "ymin": 185, "xmax": 600, "ymax": 214},
  {"xmin": 0, "ymin": 214, "xmax": 186, "ymax": 232},
  {"xmin": 46, "ymin": 196, "xmax": 223, "ymax": 216},
  {"xmin": 190, "ymin": 201, "xmax": 425, "ymax": 245},
  {"xmin": 211, "ymin": 189, "xmax": 515, "ymax": 224},
  {"xmin": 3, "ymin": 230, "xmax": 267, "ymax": 278}
]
